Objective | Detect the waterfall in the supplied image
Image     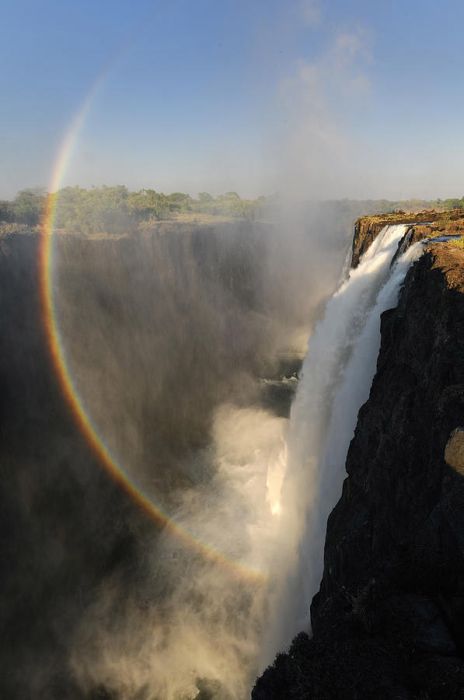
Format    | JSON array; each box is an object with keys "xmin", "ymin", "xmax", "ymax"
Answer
[{"xmin": 263, "ymin": 224, "xmax": 423, "ymax": 659}]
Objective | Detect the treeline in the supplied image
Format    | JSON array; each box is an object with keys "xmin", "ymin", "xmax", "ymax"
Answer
[
  {"xmin": 2, "ymin": 187, "xmax": 464, "ymax": 236},
  {"xmin": 0, "ymin": 188, "xmax": 47, "ymax": 227},
  {"xmin": 0, "ymin": 186, "xmax": 267, "ymax": 235},
  {"xmin": 367, "ymin": 196, "xmax": 464, "ymax": 214}
]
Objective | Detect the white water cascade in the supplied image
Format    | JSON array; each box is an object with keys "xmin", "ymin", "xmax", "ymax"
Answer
[{"xmin": 263, "ymin": 224, "xmax": 423, "ymax": 660}]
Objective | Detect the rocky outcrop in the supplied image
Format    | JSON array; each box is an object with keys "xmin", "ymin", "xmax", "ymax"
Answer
[
  {"xmin": 445, "ymin": 428, "xmax": 464, "ymax": 475},
  {"xmin": 351, "ymin": 209, "xmax": 464, "ymax": 267},
  {"xmin": 254, "ymin": 242, "xmax": 464, "ymax": 698}
]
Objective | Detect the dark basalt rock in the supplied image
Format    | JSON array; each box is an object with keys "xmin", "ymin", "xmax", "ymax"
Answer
[{"xmin": 253, "ymin": 244, "xmax": 464, "ymax": 698}]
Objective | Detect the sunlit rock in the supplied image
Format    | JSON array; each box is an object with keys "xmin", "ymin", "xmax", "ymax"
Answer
[{"xmin": 445, "ymin": 427, "xmax": 464, "ymax": 475}]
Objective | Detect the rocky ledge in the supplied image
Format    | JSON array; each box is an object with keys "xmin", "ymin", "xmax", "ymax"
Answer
[
  {"xmin": 254, "ymin": 240, "xmax": 464, "ymax": 698},
  {"xmin": 352, "ymin": 209, "xmax": 464, "ymax": 267}
]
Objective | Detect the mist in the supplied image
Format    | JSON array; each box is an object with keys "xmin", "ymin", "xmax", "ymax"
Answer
[
  {"xmin": 49, "ymin": 207, "xmax": 351, "ymax": 699},
  {"xmin": 37, "ymin": 203, "xmax": 423, "ymax": 699},
  {"xmin": 0, "ymin": 195, "xmax": 375, "ymax": 698}
]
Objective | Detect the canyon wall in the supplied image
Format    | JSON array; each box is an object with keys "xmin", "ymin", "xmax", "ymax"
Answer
[{"xmin": 254, "ymin": 235, "xmax": 464, "ymax": 698}]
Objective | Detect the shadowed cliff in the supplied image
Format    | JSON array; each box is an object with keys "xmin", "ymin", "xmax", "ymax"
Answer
[{"xmin": 253, "ymin": 242, "xmax": 464, "ymax": 698}]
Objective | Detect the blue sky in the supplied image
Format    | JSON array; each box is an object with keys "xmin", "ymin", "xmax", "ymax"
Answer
[{"xmin": 2, "ymin": 0, "xmax": 464, "ymax": 199}]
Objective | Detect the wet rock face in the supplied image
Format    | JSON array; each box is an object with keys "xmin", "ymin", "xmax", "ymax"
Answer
[
  {"xmin": 253, "ymin": 244, "xmax": 464, "ymax": 698},
  {"xmin": 351, "ymin": 217, "xmax": 391, "ymax": 267}
]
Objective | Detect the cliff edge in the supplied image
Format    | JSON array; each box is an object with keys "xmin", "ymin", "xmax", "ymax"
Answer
[
  {"xmin": 254, "ymin": 239, "xmax": 464, "ymax": 698},
  {"xmin": 352, "ymin": 209, "xmax": 464, "ymax": 267}
]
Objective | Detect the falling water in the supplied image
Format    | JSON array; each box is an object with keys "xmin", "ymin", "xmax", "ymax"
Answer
[{"xmin": 262, "ymin": 224, "xmax": 423, "ymax": 660}]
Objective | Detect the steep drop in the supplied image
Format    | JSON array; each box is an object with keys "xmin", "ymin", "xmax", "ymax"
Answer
[
  {"xmin": 255, "ymin": 240, "xmax": 464, "ymax": 699},
  {"xmin": 261, "ymin": 224, "xmax": 422, "ymax": 661}
]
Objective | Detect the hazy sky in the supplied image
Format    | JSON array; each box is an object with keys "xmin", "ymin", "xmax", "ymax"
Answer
[{"xmin": 2, "ymin": 0, "xmax": 464, "ymax": 199}]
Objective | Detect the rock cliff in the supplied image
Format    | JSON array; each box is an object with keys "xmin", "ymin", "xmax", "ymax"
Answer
[
  {"xmin": 351, "ymin": 209, "xmax": 464, "ymax": 267},
  {"xmin": 254, "ymin": 236, "xmax": 464, "ymax": 698}
]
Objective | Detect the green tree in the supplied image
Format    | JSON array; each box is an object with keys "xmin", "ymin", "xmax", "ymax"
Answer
[
  {"xmin": 198, "ymin": 192, "xmax": 213, "ymax": 202},
  {"xmin": 12, "ymin": 188, "xmax": 46, "ymax": 225},
  {"xmin": 0, "ymin": 200, "xmax": 13, "ymax": 222}
]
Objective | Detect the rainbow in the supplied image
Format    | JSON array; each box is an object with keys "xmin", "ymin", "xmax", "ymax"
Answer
[{"xmin": 39, "ymin": 85, "xmax": 266, "ymax": 584}]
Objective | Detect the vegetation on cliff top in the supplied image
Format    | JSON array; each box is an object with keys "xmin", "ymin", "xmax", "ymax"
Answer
[
  {"xmin": 0, "ymin": 186, "xmax": 268, "ymax": 235},
  {"xmin": 356, "ymin": 209, "xmax": 464, "ymax": 238},
  {"xmin": 2, "ymin": 186, "xmax": 464, "ymax": 236}
]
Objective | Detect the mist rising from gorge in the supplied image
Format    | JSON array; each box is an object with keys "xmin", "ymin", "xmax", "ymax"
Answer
[
  {"xmin": 50, "ymin": 208, "xmax": 351, "ymax": 699},
  {"xmin": 1, "ymin": 197, "xmax": 377, "ymax": 698},
  {"xmin": 46, "ymin": 206, "xmax": 423, "ymax": 700},
  {"xmin": 0, "ymin": 17, "xmax": 425, "ymax": 693},
  {"xmin": 4, "ymin": 0, "xmax": 464, "ymax": 698}
]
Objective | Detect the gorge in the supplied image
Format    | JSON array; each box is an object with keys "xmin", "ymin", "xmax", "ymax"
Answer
[
  {"xmin": 1, "ymin": 207, "xmax": 464, "ymax": 699},
  {"xmin": 0, "ymin": 210, "xmax": 348, "ymax": 699}
]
